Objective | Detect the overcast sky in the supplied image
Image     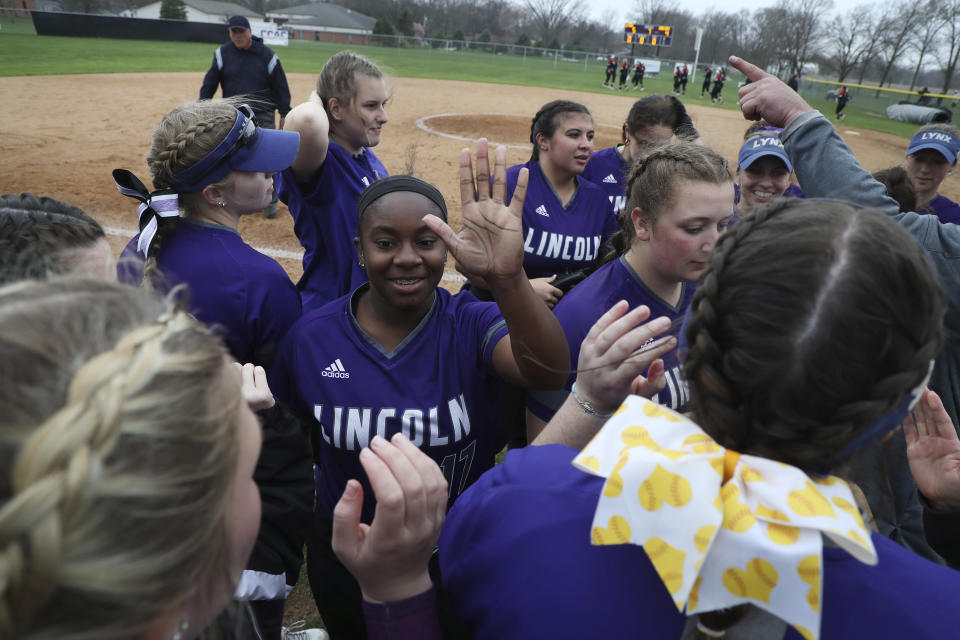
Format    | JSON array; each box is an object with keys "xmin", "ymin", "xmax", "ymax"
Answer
[{"xmin": 587, "ymin": 0, "xmax": 863, "ymax": 28}]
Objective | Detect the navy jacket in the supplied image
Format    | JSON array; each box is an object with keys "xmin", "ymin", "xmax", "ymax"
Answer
[{"xmin": 200, "ymin": 36, "xmax": 291, "ymax": 126}]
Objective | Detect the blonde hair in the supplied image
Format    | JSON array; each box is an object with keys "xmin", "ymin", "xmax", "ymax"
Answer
[
  {"xmin": 0, "ymin": 279, "xmax": 241, "ymax": 640},
  {"xmin": 142, "ymin": 100, "xmax": 240, "ymax": 290},
  {"xmin": 316, "ymin": 50, "xmax": 383, "ymax": 131}
]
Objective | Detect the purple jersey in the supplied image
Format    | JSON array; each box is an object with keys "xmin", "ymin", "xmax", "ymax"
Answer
[
  {"xmin": 120, "ymin": 220, "xmax": 301, "ymax": 367},
  {"xmin": 506, "ymin": 161, "xmax": 618, "ymax": 279},
  {"xmin": 526, "ymin": 256, "xmax": 693, "ymax": 421},
  {"xmin": 581, "ymin": 145, "xmax": 629, "ymax": 216},
  {"xmin": 921, "ymin": 194, "xmax": 960, "ymax": 225},
  {"xmin": 277, "ymin": 140, "xmax": 388, "ymax": 312},
  {"xmin": 440, "ymin": 444, "xmax": 960, "ymax": 639},
  {"xmin": 270, "ymin": 286, "xmax": 509, "ymax": 523}
]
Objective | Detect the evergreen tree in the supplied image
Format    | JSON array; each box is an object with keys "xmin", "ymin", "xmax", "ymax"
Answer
[
  {"xmin": 396, "ymin": 8, "xmax": 414, "ymax": 36},
  {"xmin": 159, "ymin": 0, "xmax": 187, "ymax": 20}
]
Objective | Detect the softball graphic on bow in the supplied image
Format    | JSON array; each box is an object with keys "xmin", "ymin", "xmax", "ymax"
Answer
[{"xmin": 573, "ymin": 395, "xmax": 876, "ymax": 640}]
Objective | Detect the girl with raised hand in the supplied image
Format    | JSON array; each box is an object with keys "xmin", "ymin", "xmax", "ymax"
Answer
[
  {"xmin": 903, "ymin": 123, "xmax": 960, "ymax": 224},
  {"xmin": 280, "ymin": 50, "xmax": 390, "ymax": 312},
  {"xmin": 482, "ymin": 99, "xmax": 616, "ymax": 308},
  {"xmin": 526, "ymin": 141, "xmax": 734, "ymax": 440},
  {"xmin": 582, "ymin": 95, "xmax": 699, "ymax": 217},
  {"xmin": 114, "ymin": 100, "xmax": 312, "ymax": 640},
  {"xmin": 270, "ymin": 140, "xmax": 569, "ymax": 638},
  {"xmin": 440, "ymin": 197, "xmax": 959, "ymax": 640}
]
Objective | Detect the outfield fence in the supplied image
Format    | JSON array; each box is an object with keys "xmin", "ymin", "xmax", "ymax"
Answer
[{"xmin": 795, "ymin": 76, "xmax": 958, "ymax": 118}]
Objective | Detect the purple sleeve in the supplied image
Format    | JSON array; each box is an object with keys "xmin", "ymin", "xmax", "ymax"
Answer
[
  {"xmin": 362, "ymin": 588, "xmax": 442, "ymax": 640},
  {"xmin": 453, "ymin": 291, "xmax": 508, "ymax": 372},
  {"xmin": 245, "ymin": 267, "xmax": 301, "ymax": 367}
]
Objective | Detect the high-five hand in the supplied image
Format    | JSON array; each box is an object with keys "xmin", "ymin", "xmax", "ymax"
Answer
[{"xmin": 422, "ymin": 139, "xmax": 528, "ymax": 286}]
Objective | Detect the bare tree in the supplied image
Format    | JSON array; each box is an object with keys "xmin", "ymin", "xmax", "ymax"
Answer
[
  {"xmin": 830, "ymin": 5, "xmax": 873, "ymax": 82},
  {"xmin": 523, "ymin": 0, "xmax": 584, "ymax": 45},
  {"xmin": 874, "ymin": 0, "xmax": 922, "ymax": 91},
  {"xmin": 939, "ymin": 0, "xmax": 960, "ymax": 94},
  {"xmin": 631, "ymin": 0, "xmax": 673, "ymax": 25},
  {"xmin": 907, "ymin": 0, "xmax": 945, "ymax": 91},
  {"xmin": 776, "ymin": 0, "xmax": 832, "ymax": 76}
]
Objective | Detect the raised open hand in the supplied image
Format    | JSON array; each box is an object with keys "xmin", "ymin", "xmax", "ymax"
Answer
[
  {"xmin": 903, "ymin": 388, "xmax": 960, "ymax": 512},
  {"xmin": 332, "ymin": 433, "xmax": 447, "ymax": 604},
  {"xmin": 422, "ymin": 139, "xmax": 527, "ymax": 286},
  {"xmin": 574, "ymin": 301, "xmax": 677, "ymax": 416}
]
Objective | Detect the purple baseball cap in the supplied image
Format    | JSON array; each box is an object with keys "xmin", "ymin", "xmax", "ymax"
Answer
[
  {"xmin": 228, "ymin": 15, "xmax": 251, "ymax": 30},
  {"xmin": 738, "ymin": 134, "xmax": 793, "ymax": 173},
  {"xmin": 170, "ymin": 106, "xmax": 300, "ymax": 193},
  {"xmin": 907, "ymin": 129, "xmax": 959, "ymax": 164}
]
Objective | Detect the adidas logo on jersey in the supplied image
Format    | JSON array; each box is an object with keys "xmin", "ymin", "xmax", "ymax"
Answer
[
  {"xmin": 321, "ymin": 358, "xmax": 350, "ymax": 379},
  {"xmin": 602, "ymin": 174, "xmax": 618, "ymax": 184},
  {"xmin": 535, "ymin": 204, "xmax": 549, "ymax": 217}
]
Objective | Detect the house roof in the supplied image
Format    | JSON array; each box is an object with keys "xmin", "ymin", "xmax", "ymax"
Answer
[
  {"xmin": 136, "ymin": 0, "xmax": 260, "ymax": 18},
  {"xmin": 267, "ymin": 2, "xmax": 375, "ymax": 30}
]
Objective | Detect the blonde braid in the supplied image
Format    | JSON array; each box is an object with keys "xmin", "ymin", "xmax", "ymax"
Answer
[
  {"xmin": 0, "ymin": 311, "xmax": 195, "ymax": 635},
  {"xmin": 0, "ymin": 280, "xmax": 240, "ymax": 640}
]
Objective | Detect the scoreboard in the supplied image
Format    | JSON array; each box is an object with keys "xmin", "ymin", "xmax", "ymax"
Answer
[{"xmin": 624, "ymin": 23, "xmax": 672, "ymax": 47}]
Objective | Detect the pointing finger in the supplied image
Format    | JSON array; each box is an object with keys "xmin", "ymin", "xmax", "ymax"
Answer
[{"xmin": 728, "ymin": 56, "xmax": 770, "ymax": 83}]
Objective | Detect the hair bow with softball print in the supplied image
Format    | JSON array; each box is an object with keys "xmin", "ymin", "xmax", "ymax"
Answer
[
  {"xmin": 573, "ymin": 396, "xmax": 877, "ymax": 640},
  {"xmin": 112, "ymin": 169, "xmax": 180, "ymax": 258}
]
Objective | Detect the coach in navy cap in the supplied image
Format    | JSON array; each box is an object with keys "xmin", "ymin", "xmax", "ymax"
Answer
[{"xmin": 199, "ymin": 13, "xmax": 291, "ymax": 217}]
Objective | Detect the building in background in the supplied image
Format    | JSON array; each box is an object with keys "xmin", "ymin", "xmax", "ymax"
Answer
[
  {"xmin": 132, "ymin": 0, "xmax": 258, "ymax": 23},
  {"xmin": 267, "ymin": 2, "xmax": 374, "ymax": 43}
]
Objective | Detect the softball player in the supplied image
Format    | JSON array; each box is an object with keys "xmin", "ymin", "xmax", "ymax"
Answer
[
  {"xmin": 835, "ymin": 85, "xmax": 851, "ymax": 120},
  {"xmin": 270, "ymin": 145, "xmax": 568, "ymax": 638},
  {"xmin": 903, "ymin": 123, "xmax": 960, "ymax": 223},
  {"xmin": 733, "ymin": 129, "xmax": 796, "ymax": 217},
  {"xmin": 113, "ymin": 99, "xmax": 316, "ymax": 640},
  {"xmin": 701, "ymin": 67, "xmax": 712, "ymax": 96},
  {"xmin": 279, "ymin": 50, "xmax": 390, "ymax": 313},
  {"xmin": 498, "ymin": 100, "xmax": 616, "ymax": 309},
  {"xmin": 582, "ymin": 95, "xmax": 699, "ymax": 218},
  {"xmin": 526, "ymin": 141, "xmax": 734, "ymax": 439},
  {"xmin": 618, "ymin": 60, "xmax": 630, "ymax": 90},
  {"xmin": 631, "ymin": 60, "xmax": 645, "ymax": 90},
  {"xmin": 114, "ymin": 100, "xmax": 302, "ymax": 367},
  {"xmin": 604, "ymin": 56, "xmax": 617, "ymax": 87}
]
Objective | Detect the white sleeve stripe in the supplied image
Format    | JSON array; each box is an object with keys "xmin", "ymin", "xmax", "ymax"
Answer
[
  {"xmin": 215, "ymin": 48, "xmax": 223, "ymax": 70},
  {"xmin": 233, "ymin": 569, "xmax": 292, "ymax": 600},
  {"xmin": 267, "ymin": 54, "xmax": 279, "ymax": 74}
]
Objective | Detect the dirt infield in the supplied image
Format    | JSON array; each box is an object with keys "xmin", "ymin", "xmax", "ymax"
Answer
[{"xmin": 3, "ymin": 72, "xmax": 957, "ymax": 287}]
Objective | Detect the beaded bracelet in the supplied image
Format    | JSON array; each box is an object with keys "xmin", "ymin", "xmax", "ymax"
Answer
[{"xmin": 571, "ymin": 382, "xmax": 615, "ymax": 418}]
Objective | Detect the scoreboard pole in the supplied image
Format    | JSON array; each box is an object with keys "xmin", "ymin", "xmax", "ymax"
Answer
[{"xmin": 691, "ymin": 27, "xmax": 703, "ymax": 83}]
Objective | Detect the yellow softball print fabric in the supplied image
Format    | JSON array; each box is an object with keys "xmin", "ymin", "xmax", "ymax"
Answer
[{"xmin": 572, "ymin": 395, "xmax": 877, "ymax": 640}]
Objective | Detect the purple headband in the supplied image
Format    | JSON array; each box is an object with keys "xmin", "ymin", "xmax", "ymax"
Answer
[{"xmin": 169, "ymin": 106, "xmax": 256, "ymax": 193}]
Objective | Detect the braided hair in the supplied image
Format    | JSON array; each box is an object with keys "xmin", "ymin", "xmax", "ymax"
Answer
[
  {"xmin": 0, "ymin": 279, "xmax": 241, "ymax": 640},
  {"xmin": 600, "ymin": 141, "xmax": 732, "ymax": 264},
  {"xmin": 143, "ymin": 100, "xmax": 239, "ymax": 291},
  {"xmin": 683, "ymin": 199, "xmax": 944, "ymax": 475},
  {"xmin": 0, "ymin": 193, "xmax": 107, "ymax": 285},
  {"xmin": 529, "ymin": 99, "xmax": 592, "ymax": 163}
]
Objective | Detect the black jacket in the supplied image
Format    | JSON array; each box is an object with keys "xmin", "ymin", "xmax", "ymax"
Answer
[{"xmin": 200, "ymin": 37, "xmax": 291, "ymax": 126}]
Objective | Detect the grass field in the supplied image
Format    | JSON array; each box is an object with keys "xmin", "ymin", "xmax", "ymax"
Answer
[{"xmin": 0, "ymin": 15, "xmax": 924, "ymax": 140}]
